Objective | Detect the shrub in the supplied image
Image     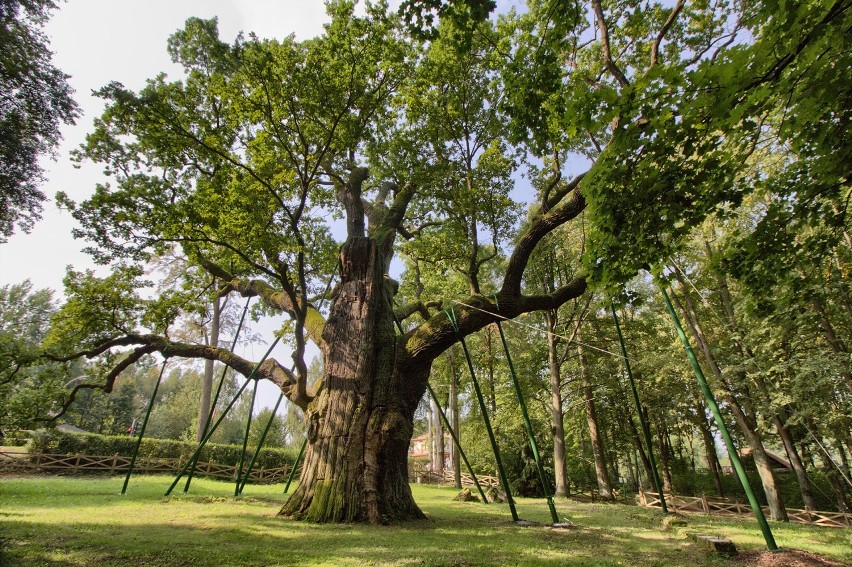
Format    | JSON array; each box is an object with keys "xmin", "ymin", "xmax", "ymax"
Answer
[{"xmin": 29, "ymin": 429, "xmax": 296, "ymax": 470}]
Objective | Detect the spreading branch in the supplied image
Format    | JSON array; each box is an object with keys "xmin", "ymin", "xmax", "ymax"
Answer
[
  {"xmin": 199, "ymin": 259, "xmax": 327, "ymax": 347},
  {"xmin": 650, "ymin": 0, "xmax": 686, "ymax": 69},
  {"xmin": 43, "ymin": 332, "xmax": 309, "ymax": 421}
]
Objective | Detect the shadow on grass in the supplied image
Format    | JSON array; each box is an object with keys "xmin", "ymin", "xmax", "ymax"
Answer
[{"xmin": 2, "ymin": 477, "xmax": 848, "ymax": 566}]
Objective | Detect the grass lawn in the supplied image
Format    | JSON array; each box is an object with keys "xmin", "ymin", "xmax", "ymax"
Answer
[{"xmin": 0, "ymin": 475, "xmax": 849, "ymax": 566}]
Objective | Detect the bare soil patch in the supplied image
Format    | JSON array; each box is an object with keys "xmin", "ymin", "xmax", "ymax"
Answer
[{"xmin": 734, "ymin": 549, "xmax": 850, "ymax": 566}]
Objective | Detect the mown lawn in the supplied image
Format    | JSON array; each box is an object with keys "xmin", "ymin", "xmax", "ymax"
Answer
[{"xmin": 0, "ymin": 475, "xmax": 849, "ymax": 566}]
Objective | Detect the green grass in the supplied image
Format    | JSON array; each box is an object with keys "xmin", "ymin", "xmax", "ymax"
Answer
[{"xmin": 0, "ymin": 475, "xmax": 849, "ymax": 566}]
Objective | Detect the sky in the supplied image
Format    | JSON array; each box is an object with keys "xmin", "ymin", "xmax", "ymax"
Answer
[{"xmin": 0, "ymin": 1, "xmax": 336, "ymax": 411}]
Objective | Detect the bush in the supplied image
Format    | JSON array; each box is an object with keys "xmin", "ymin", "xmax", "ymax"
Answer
[{"xmin": 29, "ymin": 429, "xmax": 297, "ymax": 470}]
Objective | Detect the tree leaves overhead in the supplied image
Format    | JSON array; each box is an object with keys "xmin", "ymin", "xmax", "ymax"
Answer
[
  {"xmin": 0, "ymin": 0, "xmax": 78, "ymax": 240},
  {"xmin": 65, "ymin": 3, "xmax": 409, "ymax": 296},
  {"xmin": 499, "ymin": 0, "xmax": 849, "ymax": 294}
]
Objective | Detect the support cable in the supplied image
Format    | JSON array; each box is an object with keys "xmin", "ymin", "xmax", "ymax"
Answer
[
  {"xmin": 445, "ymin": 307, "xmax": 519, "ymax": 522},
  {"xmin": 164, "ymin": 336, "xmax": 281, "ymax": 496},
  {"xmin": 121, "ymin": 359, "xmax": 169, "ymax": 494},
  {"xmin": 610, "ymin": 303, "xmax": 668, "ymax": 514},
  {"xmin": 659, "ymin": 282, "xmax": 778, "ymax": 551},
  {"xmin": 493, "ymin": 295, "xmax": 560, "ymax": 523}
]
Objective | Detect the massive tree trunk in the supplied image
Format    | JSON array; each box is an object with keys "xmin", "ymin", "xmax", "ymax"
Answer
[
  {"xmin": 57, "ymin": 169, "xmax": 588, "ymax": 525},
  {"xmin": 279, "ymin": 237, "xmax": 426, "ymax": 523}
]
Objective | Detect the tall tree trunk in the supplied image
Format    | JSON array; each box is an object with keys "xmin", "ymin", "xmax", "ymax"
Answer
[
  {"xmin": 449, "ymin": 348, "xmax": 461, "ymax": 489},
  {"xmin": 280, "ymin": 237, "xmax": 425, "ymax": 524},
  {"xmin": 546, "ymin": 311, "xmax": 569, "ymax": 497},
  {"xmin": 431, "ymin": 394, "xmax": 444, "ymax": 475},
  {"xmin": 672, "ymin": 283, "xmax": 788, "ymax": 521},
  {"xmin": 485, "ymin": 325, "xmax": 497, "ymax": 413},
  {"xmin": 623, "ymin": 404, "xmax": 654, "ymax": 489},
  {"xmin": 701, "ymin": 242, "xmax": 813, "ymax": 510},
  {"xmin": 197, "ymin": 289, "xmax": 221, "ymax": 442},
  {"xmin": 774, "ymin": 413, "xmax": 817, "ymax": 510},
  {"xmin": 694, "ymin": 400, "xmax": 725, "ymax": 497},
  {"xmin": 577, "ymin": 327, "xmax": 613, "ymax": 499},
  {"xmin": 655, "ymin": 414, "xmax": 674, "ymax": 492}
]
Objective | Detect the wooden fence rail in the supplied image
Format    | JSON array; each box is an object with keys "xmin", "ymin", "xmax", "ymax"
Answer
[
  {"xmin": 407, "ymin": 462, "xmax": 501, "ymax": 489},
  {"xmin": 0, "ymin": 450, "xmax": 295, "ymax": 484},
  {"xmin": 638, "ymin": 489, "xmax": 852, "ymax": 529}
]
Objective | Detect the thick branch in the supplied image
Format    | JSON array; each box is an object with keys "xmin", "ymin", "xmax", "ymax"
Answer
[
  {"xmin": 394, "ymin": 300, "xmax": 442, "ymax": 323},
  {"xmin": 404, "ymin": 277, "xmax": 587, "ymax": 365},
  {"xmin": 339, "ymin": 167, "xmax": 369, "ymax": 238},
  {"xmin": 45, "ymin": 334, "xmax": 310, "ymax": 420},
  {"xmin": 44, "ymin": 345, "xmax": 157, "ymax": 422},
  {"xmin": 650, "ymin": 0, "xmax": 686, "ymax": 68},
  {"xmin": 591, "ymin": 0, "xmax": 630, "ymax": 87},
  {"xmin": 376, "ymin": 182, "xmax": 418, "ymax": 255},
  {"xmin": 502, "ymin": 173, "xmax": 586, "ymax": 296},
  {"xmin": 199, "ymin": 259, "xmax": 326, "ymax": 347}
]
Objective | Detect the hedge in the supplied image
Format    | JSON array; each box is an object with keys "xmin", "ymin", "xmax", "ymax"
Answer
[{"xmin": 29, "ymin": 429, "xmax": 297, "ymax": 470}]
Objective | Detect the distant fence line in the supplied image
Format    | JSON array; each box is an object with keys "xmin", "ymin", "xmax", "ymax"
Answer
[
  {"xmin": 638, "ymin": 489, "xmax": 851, "ymax": 529},
  {"xmin": 0, "ymin": 450, "xmax": 295, "ymax": 484}
]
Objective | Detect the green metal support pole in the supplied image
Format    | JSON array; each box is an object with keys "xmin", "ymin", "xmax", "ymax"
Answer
[
  {"xmin": 610, "ymin": 304, "xmax": 668, "ymax": 514},
  {"xmin": 659, "ymin": 284, "xmax": 778, "ymax": 551},
  {"xmin": 121, "ymin": 361, "xmax": 168, "ymax": 494},
  {"xmin": 494, "ymin": 319, "xmax": 559, "ymax": 523},
  {"xmin": 164, "ymin": 336, "xmax": 281, "ymax": 496},
  {"xmin": 184, "ymin": 297, "xmax": 251, "ymax": 493},
  {"xmin": 239, "ymin": 392, "xmax": 285, "ymax": 494},
  {"xmin": 234, "ymin": 379, "xmax": 260, "ymax": 496},
  {"xmin": 426, "ymin": 382, "xmax": 489, "ymax": 503},
  {"xmin": 447, "ymin": 309, "xmax": 519, "ymax": 522},
  {"xmin": 284, "ymin": 437, "xmax": 307, "ymax": 494}
]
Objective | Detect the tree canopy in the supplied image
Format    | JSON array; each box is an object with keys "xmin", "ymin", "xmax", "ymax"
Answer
[{"xmin": 0, "ymin": 0, "xmax": 78, "ymax": 241}]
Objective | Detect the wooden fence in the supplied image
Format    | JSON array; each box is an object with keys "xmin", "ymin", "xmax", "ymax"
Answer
[
  {"xmin": 638, "ymin": 489, "xmax": 852, "ymax": 529},
  {"xmin": 0, "ymin": 450, "xmax": 294, "ymax": 484},
  {"xmin": 408, "ymin": 461, "xmax": 501, "ymax": 489}
]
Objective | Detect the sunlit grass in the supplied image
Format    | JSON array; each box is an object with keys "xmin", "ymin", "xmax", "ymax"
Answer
[{"xmin": 0, "ymin": 475, "xmax": 849, "ymax": 566}]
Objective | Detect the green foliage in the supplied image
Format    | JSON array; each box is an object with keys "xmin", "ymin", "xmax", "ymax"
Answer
[
  {"xmin": 0, "ymin": 280, "xmax": 69, "ymax": 433},
  {"xmin": 0, "ymin": 0, "xmax": 79, "ymax": 240},
  {"xmin": 44, "ymin": 267, "xmax": 151, "ymax": 354}
]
